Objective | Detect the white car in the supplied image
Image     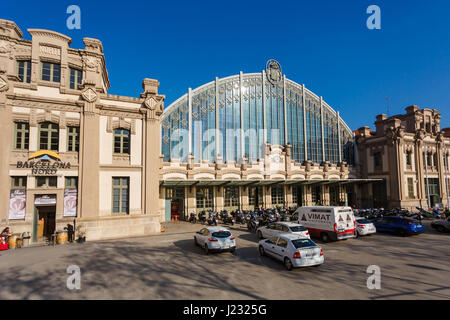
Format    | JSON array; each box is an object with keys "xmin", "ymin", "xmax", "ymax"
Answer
[
  {"xmin": 194, "ymin": 226, "xmax": 236, "ymax": 254},
  {"xmin": 355, "ymin": 217, "xmax": 376, "ymax": 237},
  {"xmin": 257, "ymin": 222, "xmax": 310, "ymax": 239},
  {"xmin": 258, "ymin": 234, "xmax": 324, "ymax": 270}
]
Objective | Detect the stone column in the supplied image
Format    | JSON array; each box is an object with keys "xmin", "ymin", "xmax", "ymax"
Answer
[
  {"xmin": 141, "ymin": 79, "xmax": 165, "ymax": 225},
  {"xmin": 0, "ymin": 70, "xmax": 11, "ymax": 223},
  {"xmin": 79, "ymin": 82, "xmax": 100, "ymax": 218}
]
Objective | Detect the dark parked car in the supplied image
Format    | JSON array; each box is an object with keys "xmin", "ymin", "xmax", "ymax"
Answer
[
  {"xmin": 373, "ymin": 216, "xmax": 424, "ymax": 236},
  {"xmin": 431, "ymin": 217, "xmax": 450, "ymax": 233}
]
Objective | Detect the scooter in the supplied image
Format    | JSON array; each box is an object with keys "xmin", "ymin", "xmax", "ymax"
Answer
[
  {"xmin": 220, "ymin": 210, "xmax": 235, "ymax": 225},
  {"xmin": 198, "ymin": 211, "xmax": 207, "ymax": 224},
  {"xmin": 207, "ymin": 210, "xmax": 218, "ymax": 226},
  {"xmin": 188, "ymin": 212, "xmax": 197, "ymax": 224},
  {"xmin": 235, "ymin": 210, "xmax": 246, "ymax": 224}
]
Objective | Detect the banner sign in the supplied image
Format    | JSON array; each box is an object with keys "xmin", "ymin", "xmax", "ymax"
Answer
[
  {"xmin": 35, "ymin": 194, "xmax": 56, "ymax": 205},
  {"xmin": 9, "ymin": 189, "xmax": 26, "ymax": 220},
  {"xmin": 63, "ymin": 189, "xmax": 78, "ymax": 217}
]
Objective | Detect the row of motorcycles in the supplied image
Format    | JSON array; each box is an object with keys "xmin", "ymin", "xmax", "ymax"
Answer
[
  {"xmin": 188, "ymin": 206, "xmax": 298, "ymax": 228},
  {"xmin": 354, "ymin": 206, "xmax": 444, "ymax": 220}
]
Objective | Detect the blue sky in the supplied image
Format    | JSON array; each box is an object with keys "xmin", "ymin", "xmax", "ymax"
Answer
[{"xmin": 3, "ymin": 0, "xmax": 450, "ymax": 130}]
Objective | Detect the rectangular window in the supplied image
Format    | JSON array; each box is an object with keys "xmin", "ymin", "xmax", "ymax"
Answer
[
  {"xmin": 38, "ymin": 122, "xmax": 59, "ymax": 151},
  {"xmin": 407, "ymin": 178, "xmax": 414, "ymax": 199},
  {"xmin": 224, "ymin": 187, "xmax": 239, "ymax": 207},
  {"xmin": 67, "ymin": 126, "xmax": 80, "ymax": 152},
  {"xmin": 65, "ymin": 177, "xmax": 78, "ymax": 189},
  {"xmin": 36, "ymin": 176, "xmax": 57, "ymax": 188},
  {"xmin": 112, "ymin": 177, "xmax": 129, "ymax": 214},
  {"xmin": 271, "ymin": 186, "xmax": 284, "ymax": 205},
  {"xmin": 196, "ymin": 187, "xmax": 213, "ymax": 209},
  {"xmin": 69, "ymin": 68, "xmax": 83, "ymax": 90},
  {"xmin": 11, "ymin": 176, "xmax": 27, "ymax": 190},
  {"xmin": 114, "ymin": 129, "xmax": 130, "ymax": 154},
  {"xmin": 374, "ymin": 152, "xmax": 382, "ymax": 169},
  {"xmin": 14, "ymin": 122, "xmax": 29, "ymax": 150},
  {"xmin": 41, "ymin": 62, "xmax": 61, "ymax": 82},
  {"xmin": 406, "ymin": 151, "xmax": 411, "ymax": 166},
  {"xmin": 17, "ymin": 60, "xmax": 31, "ymax": 83}
]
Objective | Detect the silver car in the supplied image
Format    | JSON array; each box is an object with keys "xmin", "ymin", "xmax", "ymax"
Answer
[
  {"xmin": 258, "ymin": 234, "xmax": 324, "ymax": 270},
  {"xmin": 194, "ymin": 226, "xmax": 236, "ymax": 254},
  {"xmin": 257, "ymin": 222, "xmax": 310, "ymax": 239}
]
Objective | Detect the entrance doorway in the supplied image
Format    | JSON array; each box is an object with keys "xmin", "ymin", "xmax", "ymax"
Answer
[{"xmin": 36, "ymin": 206, "xmax": 56, "ymax": 241}]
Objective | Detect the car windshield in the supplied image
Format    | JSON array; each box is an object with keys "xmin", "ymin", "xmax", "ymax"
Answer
[
  {"xmin": 357, "ymin": 219, "xmax": 371, "ymax": 224},
  {"xmin": 291, "ymin": 238, "xmax": 317, "ymax": 249},
  {"xmin": 289, "ymin": 226, "xmax": 306, "ymax": 232},
  {"xmin": 211, "ymin": 231, "xmax": 231, "ymax": 238}
]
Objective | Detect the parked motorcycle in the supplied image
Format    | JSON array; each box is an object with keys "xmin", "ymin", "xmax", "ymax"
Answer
[
  {"xmin": 220, "ymin": 210, "xmax": 235, "ymax": 225},
  {"xmin": 235, "ymin": 210, "xmax": 246, "ymax": 224},
  {"xmin": 207, "ymin": 210, "xmax": 218, "ymax": 226},
  {"xmin": 188, "ymin": 212, "xmax": 197, "ymax": 224},
  {"xmin": 198, "ymin": 210, "xmax": 207, "ymax": 224}
]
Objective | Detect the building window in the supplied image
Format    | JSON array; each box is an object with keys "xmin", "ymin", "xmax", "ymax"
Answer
[
  {"xmin": 41, "ymin": 62, "xmax": 61, "ymax": 82},
  {"xmin": 196, "ymin": 187, "xmax": 213, "ymax": 209},
  {"xmin": 11, "ymin": 176, "xmax": 27, "ymax": 190},
  {"xmin": 114, "ymin": 129, "xmax": 130, "ymax": 154},
  {"xmin": 38, "ymin": 122, "xmax": 59, "ymax": 151},
  {"xmin": 69, "ymin": 68, "xmax": 83, "ymax": 89},
  {"xmin": 224, "ymin": 187, "xmax": 239, "ymax": 207},
  {"xmin": 249, "ymin": 186, "xmax": 263, "ymax": 206},
  {"xmin": 17, "ymin": 60, "xmax": 31, "ymax": 83},
  {"xmin": 36, "ymin": 176, "xmax": 57, "ymax": 188},
  {"xmin": 407, "ymin": 178, "xmax": 414, "ymax": 199},
  {"xmin": 311, "ymin": 186, "xmax": 322, "ymax": 205},
  {"xmin": 14, "ymin": 122, "xmax": 29, "ymax": 150},
  {"xmin": 271, "ymin": 186, "xmax": 284, "ymax": 205},
  {"xmin": 374, "ymin": 152, "xmax": 382, "ymax": 169},
  {"xmin": 424, "ymin": 152, "xmax": 433, "ymax": 167},
  {"xmin": 65, "ymin": 177, "xmax": 78, "ymax": 189},
  {"xmin": 406, "ymin": 151, "xmax": 412, "ymax": 166},
  {"xmin": 112, "ymin": 177, "xmax": 129, "ymax": 214},
  {"xmin": 67, "ymin": 126, "xmax": 80, "ymax": 152}
]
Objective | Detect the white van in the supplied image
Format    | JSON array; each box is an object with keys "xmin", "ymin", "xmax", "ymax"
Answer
[{"xmin": 294, "ymin": 206, "xmax": 356, "ymax": 242}]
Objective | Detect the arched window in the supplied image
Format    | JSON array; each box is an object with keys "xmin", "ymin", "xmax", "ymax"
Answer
[
  {"xmin": 38, "ymin": 122, "xmax": 59, "ymax": 151},
  {"xmin": 114, "ymin": 128, "xmax": 130, "ymax": 154}
]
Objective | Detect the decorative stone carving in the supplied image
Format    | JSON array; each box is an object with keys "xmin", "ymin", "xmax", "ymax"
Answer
[
  {"xmin": 0, "ymin": 40, "xmax": 9, "ymax": 54},
  {"xmin": 0, "ymin": 75, "xmax": 8, "ymax": 92},
  {"xmin": 82, "ymin": 87, "xmax": 98, "ymax": 103}
]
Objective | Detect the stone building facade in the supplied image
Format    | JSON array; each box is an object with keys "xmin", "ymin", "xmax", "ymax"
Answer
[
  {"xmin": 355, "ymin": 106, "xmax": 450, "ymax": 210},
  {"xmin": 0, "ymin": 19, "xmax": 163, "ymax": 242}
]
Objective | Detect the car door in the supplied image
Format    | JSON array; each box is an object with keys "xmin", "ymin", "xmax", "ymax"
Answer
[
  {"xmin": 198, "ymin": 228, "xmax": 209, "ymax": 246},
  {"xmin": 274, "ymin": 237, "xmax": 289, "ymax": 261},
  {"xmin": 264, "ymin": 237, "xmax": 279, "ymax": 257},
  {"xmin": 375, "ymin": 218, "xmax": 386, "ymax": 231},
  {"xmin": 263, "ymin": 223, "xmax": 276, "ymax": 238}
]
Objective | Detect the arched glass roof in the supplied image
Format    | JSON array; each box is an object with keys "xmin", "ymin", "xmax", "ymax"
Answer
[{"xmin": 161, "ymin": 71, "xmax": 354, "ymax": 165}]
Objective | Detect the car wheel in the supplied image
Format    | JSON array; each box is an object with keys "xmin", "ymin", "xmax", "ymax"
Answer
[
  {"xmin": 284, "ymin": 257, "xmax": 293, "ymax": 271},
  {"xmin": 437, "ymin": 226, "xmax": 445, "ymax": 233},
  {"xmin": 204, "ymin": 244, "xmax": 209, "ymax": 255},
  {"xmin": 257, "ymin": 230, "xmax": 263, "ymax": 239},
  {"xmin": 230, "ymin": 247, "xmax": 236, "ymax": 253},
  {"xmin": 259, "ymin": 245, "xmax": 265, "ymax": 256},
  {"xmin": 320, "ymin": 233, "xmax": 329, "ymax": 242},
  {"xmin": 354, "ymin": 230, "xmax": 359, "ymax": 238},
  {"xmin": 194, "ymin": 237, "xmax": 198, "ymax": 246},
  {"xmin": 397, "ymin": 229, "xmax": 407, "ymax": 237}
]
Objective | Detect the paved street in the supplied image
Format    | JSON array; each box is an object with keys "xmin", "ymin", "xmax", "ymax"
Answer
[{"xmin": 0, "ymin": 221, "xmax": 449, "ymax": 300}]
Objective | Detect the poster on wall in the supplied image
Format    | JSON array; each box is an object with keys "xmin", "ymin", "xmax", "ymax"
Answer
[
  {"xmin": 9, "ymin": 189, "xmax": 26, "ymax": 220},
  {"xmin": 64, "ymin": 189, "xmax": 78, "ymax": 217}
]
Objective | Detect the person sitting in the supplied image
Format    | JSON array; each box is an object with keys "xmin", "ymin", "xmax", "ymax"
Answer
[{"xmin": 1, "ymin": 227, "xmax": 11, "ymax": 242}]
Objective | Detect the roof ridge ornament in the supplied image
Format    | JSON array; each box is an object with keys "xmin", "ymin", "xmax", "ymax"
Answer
[{"xmin": 266, "ymin": 59, "xmax": 282, "ymax": 86}]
